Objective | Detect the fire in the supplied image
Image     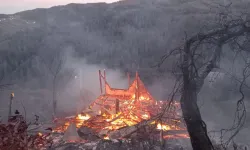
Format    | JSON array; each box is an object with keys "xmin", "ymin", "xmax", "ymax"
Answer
[
  {"xmin": 77, "ymin": 114, "xmax": 91, "ymax": 120},
  {"xmin": 141, "ymin": 114, "xmax": 149, "ymax": 119},
  {"xmin": 53, "ymin": 71, "xmax": 188, "ymax": 140},
  {"xmin": 76, "ymin": 114, "xmax": 91, "ymax": 128},
  {"xmin": 164, "ymin": 134, "xmax": 190, "ymax": 139},
  {"xmin": 156, "ymin": 123, "xmax": 171, "ymax": 131},
  {"xmin": 38, "ymin": 132, "xmax": 43, "ymax": 136},
  {"xmin": 104, "ymin": 135, "xmax": 109, "ymax": 140}
]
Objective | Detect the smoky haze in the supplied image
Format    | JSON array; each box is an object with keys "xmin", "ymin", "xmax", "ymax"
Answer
[
  {"xmin": 0, "ymin": 0, "xmax": 250, "ymax": 148},
  {"xmin": 57, "ymin": 50, "xmax": 129, "ymax": 116},
  {"xmin": 0, "ymin": 47, "xmax": 175, "ymax": 122},
  {"xmin": 0, "ymin": 50, "xmax": 131, "ymax": 121}
]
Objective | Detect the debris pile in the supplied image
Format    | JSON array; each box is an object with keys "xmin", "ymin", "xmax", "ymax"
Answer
[
  {"xmin": 49, "ymin": 137, "xmax": 188, "ymax": 150},
  {"xmin": 53, "ymin": 71, "xmax": 188, "ymax": 141},
  {"xmin": 0, "ymin": 114, "xmax": 52, "ymax": 150},
  {"xmin": 0, "ymin": 71, "xmax": 189, "ymax": 149}
]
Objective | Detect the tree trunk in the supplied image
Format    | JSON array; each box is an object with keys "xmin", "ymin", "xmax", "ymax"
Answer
[
  {"xmin": 8, "ymin": 93, "xmax": 14, "ymax": 119},
  {"xmin": 52, "ymin": 77, "xmax": 57, "ymax": 118},
  {"xmin": 181, "ymin": 81, "xmax": 213, "ymax": 150}
]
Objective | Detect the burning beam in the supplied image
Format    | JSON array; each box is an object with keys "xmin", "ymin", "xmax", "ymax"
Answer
[{"xmin": 53, "ymin": 71, "xmax": 187, "ymax": 140}]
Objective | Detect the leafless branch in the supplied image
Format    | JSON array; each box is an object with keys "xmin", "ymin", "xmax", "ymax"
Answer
[
  {"xmin": 157, "ymin": 15, "xmax": 250, "ymax": 149},
  {"xmin": 209, "ymin": 63, "xmax": 250, "ymax": 149}
]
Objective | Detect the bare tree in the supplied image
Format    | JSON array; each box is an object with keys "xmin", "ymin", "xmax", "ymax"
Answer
[
  {"xmin": 0, "ymin": 61, "xmax": 13, "ymax": 90},
  {"xmin": 209, "ymin": 42, "xmax": 250, "ymax": 149},
  {"xmin": 0, "ymin": 69, "xmax": 8, "ymax": 90},
  {"xmin": 159, "ymin": 18, "xmax": 250, "ymax": 149},
  {"xmin": 39, "ymin": 50, "xmax": 65, "ymax": 118}
]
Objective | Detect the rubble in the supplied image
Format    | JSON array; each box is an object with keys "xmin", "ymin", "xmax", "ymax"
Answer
[
  {"xmin": 108, "ymin": 117, "xmax": 155, "ymax": 139},
  {"xmin": 0, "ymin": 114, "xmax": 188, "ymax": 149},
  {"xmin": 48, "ymin": 137, "xmax": 188, "ymax": 150},
  {"xmin": 0, "ymin": 115, "xmax": 52, "ymax": 150},
  {"xmin": 53, "ymin": 71, "xmax": 188, "ymax": 142},
  {"xmin": 77, "ymin": 126, "xmax": 100, "ymax": 141},
  {"xmin": 1, "ymin": 72, "xmax": 190, "ymax": 149}
]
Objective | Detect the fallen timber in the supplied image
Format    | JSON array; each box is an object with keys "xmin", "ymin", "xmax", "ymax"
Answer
[{"xmin": 53, "ymin": 71, "xmax": 188, "ymax": 141}]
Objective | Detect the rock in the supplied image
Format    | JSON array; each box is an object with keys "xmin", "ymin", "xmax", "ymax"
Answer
[
  {"xmin": 77, "ymin": 126, "xmax": 100, "ymax": 141},
  {"xmin": 78, "ymin": 126, "xmax": 94, "ymax": 135}
]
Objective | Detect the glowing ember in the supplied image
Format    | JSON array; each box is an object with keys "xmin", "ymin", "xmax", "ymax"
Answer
[
  {"xmin": 141, "ymin": 114, "xmax": 150, "ymax": 119},
  {"xmin": 38, "ymin": 132, "xmax": 43, "ymax": 136},
  {"xmin": 104, "ymin": 136, "xmax": 109, "ymax": 140},
  {"xmin": 77, "ymin": 114, "xmax": 91, "ymax": 120},
  {"xmin": 75, "ymin": 114, "xmax": 91, "ymax": 128},
  {"xmin": 156, "ymin": 123, "xmax": 171, "ymax": 131},
  {"xmin": 164, "ymin": 134, "xmax": 190, "ymax": 139}
]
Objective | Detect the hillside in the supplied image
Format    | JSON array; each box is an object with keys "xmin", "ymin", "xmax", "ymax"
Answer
[
  {"xmin": 0, "ymin": 0, "xmax": 226, "ymax": 84},
  {"xmin": 0, "ymin": 0, "xmax": 250, "ymax": 145}
]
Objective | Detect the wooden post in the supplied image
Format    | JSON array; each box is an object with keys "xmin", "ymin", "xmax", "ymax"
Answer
[
  {"xmin": 115, "ymin": 99, "xmax": 119, "ymax": 114},
  {"xmin": 103, "ymin": 69, "xmax": 106, "ymax": 80},
  {"xmin": 158, "ymin": 120, "xmax": 164, "ymax": 148},
  {"xmin": 160, "ymin": 129, "xmax": 164, "ymax": 148},
  {"xmin": 103, "ymin": 69, "xmax": 106, "ymax": 94},
  {"xmin": 135, "ymin": 71, "xmax": 140, "ymax": 110},
  {"xmin": 99, "ymin": 70, "xmax": 103, "ymax": 94},
  {"xmin": 8, "ymin": 92, "xmax": 14, "ymax": 120}
]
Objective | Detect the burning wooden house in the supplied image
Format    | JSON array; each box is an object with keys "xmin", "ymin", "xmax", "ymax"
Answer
[{"xmin": 53, "ymin": 70, "xmax": 188, "ymax": 140}]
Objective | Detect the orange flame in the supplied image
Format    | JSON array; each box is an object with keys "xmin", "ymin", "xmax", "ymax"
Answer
[
  {"xmin": 156, "ymin": 123, "xmax": 171, "ymax": 131},
  {"xmin": 104, "ymin": 135, "xmax": 109, "ymax": 140},
  {"xmin": 38, "ymin": 132, "xmax": 43, "ymax": 136},
  {"xmin": 52, "ymin": 72, "xmax": 187, "ymax": 139}
]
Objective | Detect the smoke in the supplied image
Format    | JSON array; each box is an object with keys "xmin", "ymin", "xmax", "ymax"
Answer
[
  {"xmin": 198, "ymin": 72, "xmax": 250, "ymax": 145},
  {"xmin": 147, "ymin": 75, "xmax": 179, "ymax": 100},
  {"xmin": 0, "ymin": 0, "xmax": 250, "ymax": 147},
  {"xmin": 56, "ymin": 49, "xmax": 129, "ymax": 116},
  {"xmin": 0, "ymin": 47, "xmax": 129, "ymax": 121}
]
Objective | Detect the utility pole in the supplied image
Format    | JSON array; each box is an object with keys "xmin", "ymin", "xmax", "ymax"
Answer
[{"xmin": 8, "ymin": 92, "xmax": 14, "ymax": 120}]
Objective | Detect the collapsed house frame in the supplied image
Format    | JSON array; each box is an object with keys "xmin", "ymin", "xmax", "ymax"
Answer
[{"xmin": 54, "ymin": 70, "xmax": 188, "ymax": 140}]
